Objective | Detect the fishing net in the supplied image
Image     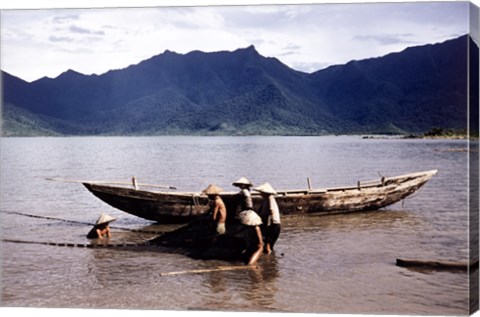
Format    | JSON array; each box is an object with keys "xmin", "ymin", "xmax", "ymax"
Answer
[{"xmin": 148, "ymin": 214, "xmax": 261, "ymax": 263}]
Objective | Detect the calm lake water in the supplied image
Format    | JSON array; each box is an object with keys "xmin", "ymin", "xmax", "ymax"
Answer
[{"xmin": 0, "ymin": 136, "xmax": 476, "ymax": 315}]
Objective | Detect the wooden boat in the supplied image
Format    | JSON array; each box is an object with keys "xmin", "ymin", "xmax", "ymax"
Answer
[{"xmin": 82, "ymin": 169, "xmax": 438, "ymax": 223}]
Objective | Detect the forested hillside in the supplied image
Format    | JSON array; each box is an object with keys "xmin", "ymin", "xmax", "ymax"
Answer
[{"xmin": 2, "ymin": 35, "xmax": 475, "ymax": 136}]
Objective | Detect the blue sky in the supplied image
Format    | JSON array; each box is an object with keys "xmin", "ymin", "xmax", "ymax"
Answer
[{"xmin": 0, "ymin": 0, "xmax": 475, "ymax": 82}]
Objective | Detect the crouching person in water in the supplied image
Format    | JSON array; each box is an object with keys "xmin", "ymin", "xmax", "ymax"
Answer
[
  {"xmin": 238, "ymin": 209, "xmax": 263, "ymax": 265},
  {"xmin": 87, "ymin": 213, "xmax": 116, "ymax": 239},
  {"xmin": 202, "ymin": 184, "xmax": 227, "ymax": 235},
  {"xmin": 254, "ymin": 183, "xmax": 281, "ymax": 254}
]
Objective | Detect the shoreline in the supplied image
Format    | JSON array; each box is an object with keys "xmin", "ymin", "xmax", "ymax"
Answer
[{"xmin": 1, "ymin": 133, "xmax": 478, "ymax": 140}]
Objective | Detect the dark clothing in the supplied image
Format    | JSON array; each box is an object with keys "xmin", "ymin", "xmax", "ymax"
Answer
[
  {"xmin": 258, "ymin": 201, "xmax": 269, "ymax": 229},
  {"xmin": 258, "ymin": 195, "xmax": 281, "ymax": 251},
  {"xmin": 87, "ymin": 224, "xmax": 109, "ymax": 239},
  {"xmin": 149, "ymin": 215, "xmax": 261, "ymax": 264},
  {"xmin": 87, "ymin": 227, "xmax": 99, "ymax": 239},
  {"xmin": 236, "ymin": 188, "xmax": 253, "ymax": 215},
  {"xmin": 240, "ymin": 188, "xmax": 253, "ymax": 210},
  {"xmin": 265, "ymin": 223, "xmax": 281, "ymax": 250}
]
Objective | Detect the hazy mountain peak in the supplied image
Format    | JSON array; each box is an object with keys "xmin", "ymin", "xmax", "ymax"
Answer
[
  {"xmin": 163, "ymin": 49, "xmax": 178, "ymax": 55},
  {"xmin": 57, "ymin": 69, "xmax": 85, "ymax": 79},
  {"xmin": 235, "ymin": 45, "xmax": 259, "ymax": 55}
]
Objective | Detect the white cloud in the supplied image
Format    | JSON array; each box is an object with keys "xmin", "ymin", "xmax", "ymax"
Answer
[
  {"xmin": 69, "ymin": 25, "xmax": 105, "ymax": 35},
  {"xmin": 51, "ymin": 14, "xmax": 79, "ymax": 24},
  {"xmin": 49, "ymin": 35, "xmax": 74, "ymax": 43},
  {"xmin": 0, "ymin": 1, "xmax": 471, "ymax": 82}
]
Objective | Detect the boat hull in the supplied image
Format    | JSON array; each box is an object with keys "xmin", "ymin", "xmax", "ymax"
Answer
[{"xmin": 83, "ymin": 170, "xmax": 438, "ymax": 223}]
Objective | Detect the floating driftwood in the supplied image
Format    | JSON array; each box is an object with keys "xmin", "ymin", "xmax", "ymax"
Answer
[
  {"xmin": 396, "ymin": 258, "xmax": 479, "ymax": 271},
  {"xmin": 82, "ymin": 169, "xmax": 438, "ymax": 223},
  {"xmin": 159, "ymin": 265, "xmax": 257, "ymax": 276}
]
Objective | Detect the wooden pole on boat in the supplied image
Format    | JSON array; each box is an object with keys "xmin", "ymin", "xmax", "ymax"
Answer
[
  {"xmin": 307, "ymin": 177, "xmax": 313, "ymax": 191},
  {"xmin": 132, "ymin": 176, "xmax": 138, "ymax": 190},
  {"xmin": 159, "ymin": 265, "xmax": 257, "ymax": 276},
  {"xmin": 45, "ymin": 177, "xmax": 177, "ymax": 190}
]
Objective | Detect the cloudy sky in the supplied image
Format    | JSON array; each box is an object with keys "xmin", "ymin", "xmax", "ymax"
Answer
[{"xmin": 0, "ymin": 0, "xmax": 475, "ymax": 82}]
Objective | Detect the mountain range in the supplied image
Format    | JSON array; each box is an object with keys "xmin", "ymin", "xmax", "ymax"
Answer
[{"xmin": 1, "ymin": 34, "xmax": 478, "ymax": 136}]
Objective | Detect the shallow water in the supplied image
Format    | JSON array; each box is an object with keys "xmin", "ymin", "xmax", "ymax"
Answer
[{"xmin": 0, "ymin": 136, "xmax": 475, "ymax": 314}]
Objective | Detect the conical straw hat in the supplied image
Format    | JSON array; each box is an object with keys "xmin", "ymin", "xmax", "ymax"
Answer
[
  {"xmin": 202, "ymin": 184, "xmax": 223, "ymax": 195},
  {"xmin": 253, "ymin": 182, "xmax": 277, "ymax": 195},
  {"xmin": 238, "ymin": 210, "xmax": 262, "ymax": 226},
  {"xmin": 232, "ymin": 177, "xmax": 253, "ymax": 187},
  {"xmin": 95, "ymin": 213, "xmax": 116, "ymax": 225}
]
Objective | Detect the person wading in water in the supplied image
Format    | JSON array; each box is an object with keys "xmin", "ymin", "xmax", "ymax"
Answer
[
  {"xmin": 232, "ymin": 177, "xmax": 254, "ymax": 216},
  {"xmin": 254, "ymin": 183, "xmax": 281, "ymax": 254},
  {"xmin": 238, "ymin": 209, "xmax": 264, "ymax": 265},
  {"xmin": 202, "ymin": 184, "xmax": 227, "ymax": 235},
  {"xmin": 87, "ymin": 213, "xmax": 116, "ymax": 239}
]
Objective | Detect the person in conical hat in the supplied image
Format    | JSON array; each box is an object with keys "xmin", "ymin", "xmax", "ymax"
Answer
[
  {"xmin": 238, "ymin": 209, "xmax": 262, "ymax": 226},
  {"xmin": 254, "ymin": 183, "xmax": 281, "ymax": 254},
  {"xmin": 253, "ymin": 182, "xmax": 277, "ymax": 195},
  {"xmin": 232, "ymin": 177, "xmax": 254, "ymax": 215},
  {"xmin": 232, "ymin": 177, "xmax": 253, "ymax": 187},
  {"xmin": 202, "ymin": 184, "xmax": 223, "ymax": 195},
  {"xmin": 95, "ymin": 213, "xmax": 116, "ymax": 225},
  {"xmin": 87, "ymin": 213, "xmax": 116, "ymax": 240},
  {"xmin": 202, "ymin": 184, "xmax": 227, "ymax": 235},
  {"xmin": 238, "ymin": 209, "xmax": 263, "ymax": 265}
]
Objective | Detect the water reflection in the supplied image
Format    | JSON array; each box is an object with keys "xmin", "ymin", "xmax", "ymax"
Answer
[
  {"xmin": 86, "ymin": 245, "xmax": 177, "ymax": 294},
  {"xmin": 284, "ymin": 209, "xmax": 422, "ymax": 233},
  {"xmin": 241, "ymin": 255, "xmax": 280, "ymax": 308},
  {"xmin": 87, "ymin": 248, "xmax": 116, "ymax": 289},
  {"xmin": 204, "ymin": 269, "xmax": 227, "ymax": 294},
  {"xmin": 199, "ymin": 255, "xmax": 281, "ymax": 310}
]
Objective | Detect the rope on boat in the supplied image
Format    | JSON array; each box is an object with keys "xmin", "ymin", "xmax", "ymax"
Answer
[
  {"xmin": 0, "ymin": 210, "xmax": 165, "ymax": 235},
  {"xmin": 192, "ymin": 194, "xmax": 201, "ymax": 208}
]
